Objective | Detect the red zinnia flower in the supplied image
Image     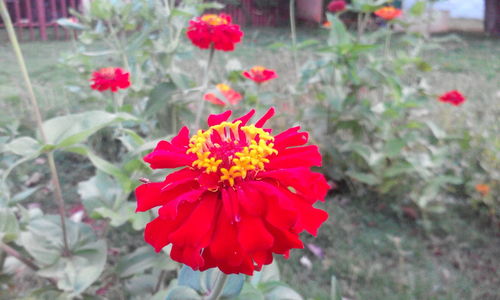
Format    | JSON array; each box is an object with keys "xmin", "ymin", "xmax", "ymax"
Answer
[
  {"xmin": 438, "ymin": 90, "xmax": 466, "ymax": 106},
  {"xmin": 242, "ymin": 66, "xmax": 278, "ymax": 84},
  {"xmin": 374, "ymin": 6, "xmax": 402, "ymax": 20},
  {"xmin": 186, "ymin": 14, "xmax": 243, "ymax": 52},
  {"xmin": 90, "ymin": 67, "xmax": 130, "ymax": 92},
  {"xmin": 327, "ymin": 0, "xmax": 346, "ymax": 13},
  {"xmin": 203, "ymin": 84, "xmax": 243, "ymax": 107},
  {"xmin": 136, "ymin": 108, "xmax": 329, "ymax": 275}
]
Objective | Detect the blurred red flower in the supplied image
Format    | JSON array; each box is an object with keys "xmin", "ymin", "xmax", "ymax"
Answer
[
  {"xmin": 374, "ymin": 6, "xmax": 402, "ymax": 20},
  {"xmin": 242, "ymin": 66, "xmax": 278, "ymax": 84},
  {"xmin": 438, "ymin": 90, "xmax": 466, "ymax": 106},
  {"xmin": 204, "ymin": 84, "xmax": 242, "ymax": 106},
  {"xmin": 327, "ymin": 0, "xmax": 346, "ymax": 13},
  {"xmin": 136, "ymin": 108, "xmax": 329, "ymax": 275},
  {"xmin": 186, "ymin": 14, "xmax": 243, "ymax": 51},
  {"xmin": 90, "ymin": 67, "xmax": 130, "ymax": 92},
  {"xmin": 475, "ymin": 184, "xmax": 490, "ymax": 196}
]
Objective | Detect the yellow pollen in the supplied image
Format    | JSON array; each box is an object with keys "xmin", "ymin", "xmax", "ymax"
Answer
[
  {"xmin": 187, "ymin": 121, "xmax": 278, "ymax": 186},
  {"xmin": 201, "ymin": 14, "xmax": 228, "ymax": 26},
  {"xmin": 251, "ymin": 66, "xmax": 266, "ymax": 72},
  {"xmin": 216, "ymin": 83, "xmax": 231, "ymax": 92}
]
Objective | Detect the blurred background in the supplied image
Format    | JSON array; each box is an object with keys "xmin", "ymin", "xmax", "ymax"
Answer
[{"xmin": 0, "ymin": 0, "xmax": 499, "ymax": 299}]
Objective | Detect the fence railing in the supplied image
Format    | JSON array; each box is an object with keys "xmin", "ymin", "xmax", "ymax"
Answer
[
  {"xmin": 0, "ymin": 0, "xmax": 82, "ymax": 41},
  {"xmin": 0, "ymin": 0, "xmax": 287, "ymax": 41}
]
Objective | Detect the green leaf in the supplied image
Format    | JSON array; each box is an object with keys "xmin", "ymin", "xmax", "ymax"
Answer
[
  {"xmin": 145, "ymin": 82, "xmax": 177, "ymax": 116},
  {"xmin": 251, "ymin": 260, "xmax": 280, "ymax": 285},
  {"xmin": 0, "ymin": 208, "xmax": 19, "ymax": 242},
  {"xmin": 42, "ymin": 111, "xmax": 137, "ymax": 148},
  {"xmin": 20, "ymin": 216, "xmax": 107, "ymax": 296},
  {"xmin": 330, "ymin": 275, "xmax": 343, "ymax": 300},
  {"xmin": 383, "ymin": 162, "xmax": 414, "ymax": 178},
  {"xmin": 237, "ymin": 282, "xmax": 264, "ymax": 300},
  {"xmin": 116, "ymin": 246, "xmax": 176, "ymax": 278},
  {"xmin": 179, "ymin": 266, "xmax": 245, "ymax": 297},
  {"xmin": 410, "ymin": 1, "xmax": 426, "ymax": 17},
  {"xmin": 178, "ymin": 266, "xmax": 202, "ymax": 291},
  {"xmin": 346, "ymin": 171, "xmax": 380, "ymax": 185},
  {"xmin": 67, "ymin": 146, "xmax": 133, "ymax": 192},
  {"xmin": 10, "ymin": 186, "xmax": 41, "ymax": 204},
  {"xmin": 2, "ymin": 137, "xmax": 41, "ymax": 156},
  {"xmin": 56, "ymin": 18, "xmax": 86, "ymax": 30},
  {"xmin": 77, "ymin": 172, "xmax": 120, "ymax": 215},
  {"xmin": 166, "ymin": 286, "xmax": 201, "ymax": 300},
  {"xmin": 383, "ymin": 139, "xmax": 406, "ymax": 157},
  {"xmin": 264, "ymin": 285, "xmax": 303, "ymax": 300}
]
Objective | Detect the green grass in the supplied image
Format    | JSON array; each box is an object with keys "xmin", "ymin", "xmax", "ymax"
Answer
[{"xmin": 1, "ymin": 29, "xmax": 499, "ymax": 299}]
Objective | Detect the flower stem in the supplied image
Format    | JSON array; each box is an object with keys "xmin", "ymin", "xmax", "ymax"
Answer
[
  {"xmin": 204, "ymin": 271, "xmax": 228, "ymax": 300},
  {"xmin": 384, "ymin": 24, "xmax": 393, "ymax": 58},
  {"xmin": 289, "ymin": 0, "xmax": 299, "ymax": 79},
  {"xmin": 193, "ymin": 45, "xmax": 215, "ymax": 130},
  {"xmin": 0, "ymin": 0, "xmax": 70, "ymax": 257}
]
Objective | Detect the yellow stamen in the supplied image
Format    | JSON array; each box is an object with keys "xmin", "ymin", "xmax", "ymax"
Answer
[{"xmin": 187, "ymin": 121, "xmax": 278, "ymax": 186}]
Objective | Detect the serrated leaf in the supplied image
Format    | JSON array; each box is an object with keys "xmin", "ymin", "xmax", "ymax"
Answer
[{"xmin": 42, "ymin": 111, "xmax": 137, "ymax": 148}]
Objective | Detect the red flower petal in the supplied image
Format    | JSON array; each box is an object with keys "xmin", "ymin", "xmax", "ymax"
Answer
[
  {"xmin": 255, "ymin": 107, "xmax": 275, "ymax": 128},
  {"xmin": 266, "ymin": 145, "xmax": 322, "ymax": 169},
  {"xmin": 238, "ymin": 215, "xmax": 274, "ymax": 253},
  {"xmin": 168, "ymin": 193, "xmax": 218, "ymax": 248},
  {"xmin": 208, "ymin": 110, "xmax": 232, "ymax": 126}
]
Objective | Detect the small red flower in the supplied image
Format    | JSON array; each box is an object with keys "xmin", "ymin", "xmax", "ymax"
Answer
[
  {"xmin": 327, "ymin": 0, "xmax": 346, "ymax": 13},
  {"xmin": 90, "ymin": 67, "xmax": 130, "ymax": 92},
  {"xmin": 475, "ymin": 184, "xmax": 490, "ymax": 196},
  {"xmin": 204, "ymin": 84, "xmax": 243, "ymax": 107},
  {"xmin": 322, "ymin": 21, "xmax": 332, "ymax": 28},
  {"xmin": 136, "ymin": 108, "xmax": 329, "ymax": 275},
  {"xmin": 438, "ymin": 90, "xmax": 466, "ymax": 106},
  {"xmin": 242, "ymin": 66, "xmax": 278, "ymax": 84},
  {"xmin": 186, "ymin": 14, "xmax": 243, "ymax": 51},
  {"xmin": 374, "ymin": 6, "xmax": 402, "ymax": 20}
]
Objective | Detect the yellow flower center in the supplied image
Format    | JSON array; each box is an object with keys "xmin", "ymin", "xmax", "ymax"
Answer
[
  {"xmin": 99, "ymin": 67, "xmax": 116, "ymax": 78},
  {"xmin": 201, "ymin": 14, "xmax": 228, "ymax": 26},
  {"xmin": 187, "ymin": 121, "xmax": 278, "ymax": 186},
  {"xmin": 216, "ymin": 83, "xmax": 231, "ymax": 92},
  {"xmin": 251, "ymin": 66, "xmax": 266, "ymax": 73}
]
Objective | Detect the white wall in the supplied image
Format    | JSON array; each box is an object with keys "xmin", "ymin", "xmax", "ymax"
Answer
[{"xmin": 403, "ymin": 0, "xmax": 485, "ymax": 20}]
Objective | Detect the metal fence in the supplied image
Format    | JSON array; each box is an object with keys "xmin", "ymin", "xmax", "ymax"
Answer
[
  {"xmin": 0, "ymin": 0, "xmax": 287, "ymax": 41},
  {"xmin": 0, "ymin": 0, "xmax": 82, "ymax": 41}
]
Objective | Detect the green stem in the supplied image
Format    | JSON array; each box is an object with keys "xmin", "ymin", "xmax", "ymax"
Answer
[
  {"xmin": 193, "ymin": 45, "xmax": 215, "ymax": 130},
  {"xmin": 0, "ymin": 0, "xmax": 70, "ymax": 256},
  {"xmin": 384, "ymin": 24, "xmax": 393, "ymax": 58},
  {"xmin": 289, "ymin": 0, "xmax": 299, "ymax": 79},
  {"xmin": 204, "ymin": 271, "xmax": 228, "ymax": 300}
]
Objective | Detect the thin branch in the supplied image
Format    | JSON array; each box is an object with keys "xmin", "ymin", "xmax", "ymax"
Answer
[{"xmin": 0, "ymin": 0, "xmax": 70, "ymax": 256}]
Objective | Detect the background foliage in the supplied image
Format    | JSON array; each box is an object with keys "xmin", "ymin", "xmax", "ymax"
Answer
[{"xmin": 0, "ymin": 0, "xmax": 499, "ymax": 299}]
